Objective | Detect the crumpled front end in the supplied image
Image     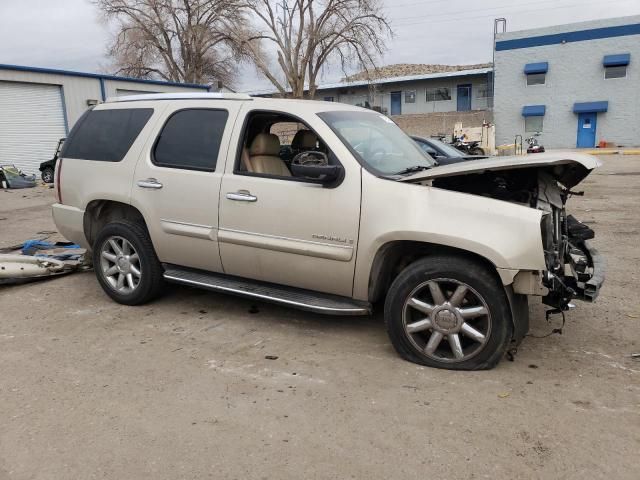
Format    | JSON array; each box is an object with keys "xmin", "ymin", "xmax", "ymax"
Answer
[
  {"xmin": 417, "ymin": 154, "xmax": 605, "ymax": 310},
  {"xmin": 537, "ymin": 175, "xmax": 605, "ymax": 308}
]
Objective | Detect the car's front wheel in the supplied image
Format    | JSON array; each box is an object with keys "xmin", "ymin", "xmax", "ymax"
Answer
[
  {"xmin": 92, "ymin": 220, "xmax": 164, "ymax": 305},
  {"xmin": 384, "ymin": 256, "xmax": 513, "ymax": 370}
]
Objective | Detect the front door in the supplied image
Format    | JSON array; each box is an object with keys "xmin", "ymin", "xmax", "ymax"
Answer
[
  {"xmin": 577, "ymin": 112, "xmax": 597, "ymax": 148},
  {"xmin": 131, "ymin": 101, "xmax": 241, "ymax": 273},
  {"xmin": 390, "ymin": 91, "xmax": 402, "ymax": 115},
  {"xmin": 457, "ymin": 84, "xmax": 472, "ymax": 111},
  {"xmin": 218, "ymin": 106, "xmax": 362, "ymax": 297}
]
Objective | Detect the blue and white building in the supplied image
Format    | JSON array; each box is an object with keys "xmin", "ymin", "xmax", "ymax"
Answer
[
  {"xmin": 494, "ymin": 15, "xmax": 640, "ymax": 149},
  {"xmin": 0, "ymin": 64, "xmax": 214, "ymax": 174}
]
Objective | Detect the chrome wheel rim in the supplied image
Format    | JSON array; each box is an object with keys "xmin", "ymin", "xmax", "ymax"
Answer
[
  {"xmin": 42, "ymin": 170, "xmax": 53, "ymax": 182},
  {"xmin": 99, "ymin": 236, "xmax": 141, "ymax": 294},
  {"xmin": 402, "ymin": 278, "xmax": 491, "ymax": 363}
]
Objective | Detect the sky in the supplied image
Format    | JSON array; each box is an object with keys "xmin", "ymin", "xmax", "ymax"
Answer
[{"xmin": 1, "ymin": 0, "xmax": 639, "ymax": 92}]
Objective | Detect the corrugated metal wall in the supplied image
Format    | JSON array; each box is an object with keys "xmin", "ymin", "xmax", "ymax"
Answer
[{"xmin": 0, "ymin": 81, "xmax": 67, "ymax": 174}]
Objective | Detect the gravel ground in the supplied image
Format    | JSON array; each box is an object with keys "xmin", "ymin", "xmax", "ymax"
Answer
[{"xmin": 0, "ymin": 156, "xmax": 638, "ymax": 479}]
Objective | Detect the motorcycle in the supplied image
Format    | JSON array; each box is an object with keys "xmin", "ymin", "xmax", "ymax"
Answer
[
  {"xmin": 452, "ymin": 135, "xmax": 485, "ymax": 156},
  {"xmin": 525, "ymin": 132, "xmax": 546, "ymax": 154}
]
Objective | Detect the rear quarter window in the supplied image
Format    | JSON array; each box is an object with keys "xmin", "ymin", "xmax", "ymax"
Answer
[{"xmin": 62, "ymin": 108, "xmax": 153, "ymax": 162}]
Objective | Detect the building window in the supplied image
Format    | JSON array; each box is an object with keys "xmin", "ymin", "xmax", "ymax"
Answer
[
  {"xmin": 476, "ymin": 85, "xmax": 490, "ymax": 98},
  {"xmin": 426, "ymin": 87, "xmax": 451, "ymax": 102},
  {"xmin": 323, "ymin": 96, "xmax": 334, "ymax": 102},
  {"xmin": 405, "ymin": 91, "xmax": 416, "ymax": 103},
  {"xmin": 604, "ymin": 65, "xmax": 627, "ymax": 79},
  {"xmin": 525, "ymin": 116, "xmax": 543, "ymax": 133},
  {"xmin": 526, "ymin": 73, "xmax": 546, "ymax": 86}
]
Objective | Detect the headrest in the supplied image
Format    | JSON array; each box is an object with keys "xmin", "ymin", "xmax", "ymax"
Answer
[
  {"xmin": 291, "ymin": 130, "xmax": 318, "ymax": 150},
  {"xmin": 249, "ymin": 133, "xmax": 280, "ymax": 156}
]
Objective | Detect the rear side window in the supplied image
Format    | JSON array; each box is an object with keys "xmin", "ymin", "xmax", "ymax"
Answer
[
  {"xmin": 62, "ymin": 108, "xmax": 153, "ymax": 162},
  {"xmin": 153, "ymin": 109, "xmax": 228, "ymax": 171}
]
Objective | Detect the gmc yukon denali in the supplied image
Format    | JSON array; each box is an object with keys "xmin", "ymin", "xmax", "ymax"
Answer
[{"xmin": 52, "ymin": 93, "xmax": 604, "ymax": 370}]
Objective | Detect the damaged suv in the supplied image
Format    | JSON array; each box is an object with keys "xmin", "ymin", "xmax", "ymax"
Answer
[{"xmin": 52, "ymin": 93, "xmax": 604, "ymax": 370}]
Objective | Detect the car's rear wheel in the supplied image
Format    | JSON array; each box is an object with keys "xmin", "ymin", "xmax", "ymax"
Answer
[
  {"xmin": 384, "ymin": 256, "xmax": 512, "ymax": 370},
  {"xmin": 92, "ymin": 220, "xmax": 164, "ymax": 305},
  {"xmin": 41, "ymin": 167, "xmax": 54, "ymax": 183}
]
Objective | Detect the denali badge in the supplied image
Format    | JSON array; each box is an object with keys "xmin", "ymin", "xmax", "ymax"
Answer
[{"xmin": 312, "ymin": 234, "xmax": 354, "ymax": 245}]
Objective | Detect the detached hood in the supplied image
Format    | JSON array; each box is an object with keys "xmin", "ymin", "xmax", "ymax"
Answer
[{"xmin": 401, "ymin": 152, "xmax": 602, "ymax": 188}]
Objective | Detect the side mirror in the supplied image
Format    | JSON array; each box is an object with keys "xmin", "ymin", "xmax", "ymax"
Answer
[{"xmin": 290, "ymin": 151, "xmax": 342, "ymax": 183}]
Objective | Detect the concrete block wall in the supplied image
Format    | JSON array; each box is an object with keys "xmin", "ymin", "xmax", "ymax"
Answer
[
  {"xmin": 392, "ymin": 110, "xmax": 493, "ymax": 138},
  {"xmin": 494, "ymin": 15, "xmax": 640, "ymax": 148}
]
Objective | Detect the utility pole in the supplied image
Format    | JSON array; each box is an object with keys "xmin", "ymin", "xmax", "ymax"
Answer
[{"xmin": 491, "ymin": 18, "xmax": 507, "ymax": 110}]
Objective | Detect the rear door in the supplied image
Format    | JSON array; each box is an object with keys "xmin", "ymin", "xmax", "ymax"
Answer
[{"xmin": 131, "ymin": 100, "xmax": 242, "ymax": 272}]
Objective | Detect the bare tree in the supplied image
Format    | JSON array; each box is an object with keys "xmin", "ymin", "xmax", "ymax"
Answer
[
  {"xmin": 235, "ymin": 0, "xmax": 391, "ymax": 98},
  {"xmin": 95, "ymin": 0, "xmax": 244, "ymax": 87}
]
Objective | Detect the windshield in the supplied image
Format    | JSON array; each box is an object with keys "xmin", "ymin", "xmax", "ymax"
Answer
[
  {"xmin": 430, "ymin": 138, "xmax": 465, "ymax": 158},
  {"xmin": 318, "ymin": 111, "xmax": 436, "ymax": 175}
]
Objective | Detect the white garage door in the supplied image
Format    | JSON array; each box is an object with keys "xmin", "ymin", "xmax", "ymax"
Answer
[{"xmin": 0, "ymin": 81, "xmax": 67, "ymax": 175}]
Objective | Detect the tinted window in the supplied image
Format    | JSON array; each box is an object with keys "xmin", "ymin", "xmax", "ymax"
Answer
[
  {"xmin": 526, "ymin": 73, "xmax": 546, "ymax": 86},
  {"xmin": 525, "ymin": 116, "xmax": 543, "ymax": 133},
  {"xmin": 153, "ymin": 109, "xmax": 228, "ymax": 171},
  {"xmin": 605, "ymin": 65, "xmax": 626, "ymax": 79},
  {"xmin": 62, "ymin": 108, "xmax": 153, "ymax": 161},
  {"xmin": 426, "ymin": 87, "xmax": 451, "ymax": 102}
]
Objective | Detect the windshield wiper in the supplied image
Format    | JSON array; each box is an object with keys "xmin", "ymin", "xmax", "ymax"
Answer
[{"xmin": 393, "ymin": 165, "xmax": 431, "ymax": 176}]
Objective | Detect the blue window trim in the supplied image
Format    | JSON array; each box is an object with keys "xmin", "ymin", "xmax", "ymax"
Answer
[
  {"xmin": 524, "ymin": 62, "xmax": 548, "ymax": 74},
  {"xmin": 496, "ymin": 23, "xmax": 640, "ymax": 51},
  {"xmin": 0, "ymin": 63, "xmax": 210, "ymax": 90},
  {"xmin": 573, "ymin": 101, "xmax": 608, "ymax": 113},
  {"xmin": 522, "ymin": 105, "xmax": 546, "ymax": 117},
  {"xmin": 603, "ymin": 54, "xmax": 630, "ymax": 67}
]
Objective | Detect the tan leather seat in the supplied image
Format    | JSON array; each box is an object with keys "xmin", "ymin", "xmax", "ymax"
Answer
[
  {"xmin": 248, "ymin": 133, "xmax": 291, "ymax": 176},
  {"xmin": 240, "ymin": 147, "xmax": 253, "ymax": 172},
  {"xmin": 291, "ymin": 130, "xmax": 318, "ymax": 151}
]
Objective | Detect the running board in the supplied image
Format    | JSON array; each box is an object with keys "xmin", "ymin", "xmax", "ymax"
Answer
[{"xmin": 162, "ymin": 266, "xmax": 371, "ymax": 316}]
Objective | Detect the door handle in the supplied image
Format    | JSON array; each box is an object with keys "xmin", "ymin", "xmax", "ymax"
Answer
[
  {"xmin": 137, "ymin": 178, "xmax": 163, "ymax": 189},
  {"xmin": 226, "ymin": 190, "xmax": 257, "ymax": 202}
]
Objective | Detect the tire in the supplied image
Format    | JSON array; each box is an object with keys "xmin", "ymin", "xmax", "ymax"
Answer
[
  {"xmin": 470, "ymin": 147, "xmax": 485, "ymax": 156},
  {"xmin": 384, "ymin": 255, "xmax": 513, "ymax": 370},
  {"xmin": 92, "ymin": 220, "xmax": 165, "ymax": 305},
  {"xmin": 41, "ymin": 167, "xmax": 54, "ymax": 183}
]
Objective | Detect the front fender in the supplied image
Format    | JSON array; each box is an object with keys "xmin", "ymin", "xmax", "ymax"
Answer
[{"xmin": 352, "ymin": 175, "xmax": 546, "ymax": 300}]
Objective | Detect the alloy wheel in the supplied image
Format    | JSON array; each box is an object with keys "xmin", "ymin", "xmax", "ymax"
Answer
[
  {"xmin": 99, "ymin": 236, "xmax": 142, "ymax": 294},
  {"xmin": 402, "ymin": 278, "xmax": 491, "ymax": 363}
]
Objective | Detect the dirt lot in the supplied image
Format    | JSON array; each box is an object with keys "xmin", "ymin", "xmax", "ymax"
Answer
[{"xmin": 1, "ymin": 156, "xmax": 638, "ymax": 479}]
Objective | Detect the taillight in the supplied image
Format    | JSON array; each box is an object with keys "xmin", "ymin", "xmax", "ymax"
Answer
[{"xmin": 55, "ymin": 158, "xmax": 63, "ymax": 204}]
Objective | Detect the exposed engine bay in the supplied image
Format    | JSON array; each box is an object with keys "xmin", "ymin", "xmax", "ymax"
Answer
[{"xmin": 429, "ymin": 163, "xmax": 604, "ymax": 309}]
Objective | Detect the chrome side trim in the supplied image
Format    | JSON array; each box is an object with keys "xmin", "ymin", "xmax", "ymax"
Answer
[
  {"xmin": 160, "ymin": 219, "xmax": 215, "ymax": 240},
  {"xmin": 218, "ymin": 228, "xmax": 353, "ymax": 262},
  {"xmin": 163, "ymin": 273, "xmax": 370, "ymax": 315}
]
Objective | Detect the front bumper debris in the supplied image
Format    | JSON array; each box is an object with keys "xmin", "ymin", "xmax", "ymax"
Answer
[{"xmin": 580, "ymin": 241, "xmax": 605, "ymax": 301}]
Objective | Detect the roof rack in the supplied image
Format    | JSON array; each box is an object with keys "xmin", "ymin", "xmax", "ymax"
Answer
[{"xmin": 106, "ymin": 92, "xmax": 253, "ymax": 103}]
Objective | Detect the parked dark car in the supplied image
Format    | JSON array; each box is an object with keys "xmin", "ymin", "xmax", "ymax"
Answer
[
  {"xmin": 39, "ymin": 138, "xmax": 65, "ymax": 183},
  {"xmin": 411, "ymin": 136, "xmax": 488, "ymax": 165}
]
